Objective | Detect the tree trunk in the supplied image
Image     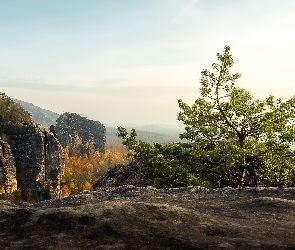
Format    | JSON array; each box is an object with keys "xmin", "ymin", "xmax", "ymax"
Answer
[
  {"xmin": 238, "ymin": 136, "xmax": 247, "ymax": 187},
  {"xmin": 238, "ymin": 167, "xmax": 247, "ymax": 187}
]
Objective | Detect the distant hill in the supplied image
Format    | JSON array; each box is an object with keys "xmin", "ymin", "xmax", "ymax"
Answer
[
  {"xmin": 106, "ymin": 127, "xmax": 182, "ymax": 144},
  {"xmin": 14, "ymin": 99, "xmax": 184, "ymax": 144},
  {"xmin": 105, "ymin": 123, "xmax": 184, "ymax": 135},
  {"xmin": 13, "ymin": 99, "xmax": 59, "ymax": 127}
]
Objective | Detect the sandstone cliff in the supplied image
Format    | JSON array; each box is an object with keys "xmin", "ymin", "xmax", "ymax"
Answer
[
  {"xmin": 0, "ymin": 93, "xmax": 64, "ymax": 202},
  {"xmin": 0, "ymin": 123, "xmax": 65, "ymax": 202},
  {"xmin": 5, "ymin": 124, "xmax": 64, "ymax": 201},
  {"xmin": 55, "ymin": 112, "xmax": 106, "ymax": 155}
]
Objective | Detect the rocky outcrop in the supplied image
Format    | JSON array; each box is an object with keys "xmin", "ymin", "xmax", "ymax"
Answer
[
  {"xmin": 55, "ymin": 112, "xmax": 106, "ymax": 155},
  {"xmin": 0, "ymin": 93, "xmax": 64, "ymax": 202},
  {"xmin": 3, "ymin": 123, "xmax": 64, "ymax": 202},
  {"xmin": 0, "ymin": 186, "xmax": 295, "ymax": 249},
  {"xmin": 92, "ymin": 160, "xmax": 157, "ymax": 189}
]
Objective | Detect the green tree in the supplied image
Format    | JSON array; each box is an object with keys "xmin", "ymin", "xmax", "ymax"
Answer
[
  {"xmin": 178, "ymin": 45, "xmax": 295, "ymax": 187},
  {"xmin": 117, "ymin": 46, "xmax": 295, "ymax": 188},
  {"xmin": 117, "ymin": 127, "xmax": 207, "ymax": 187}
]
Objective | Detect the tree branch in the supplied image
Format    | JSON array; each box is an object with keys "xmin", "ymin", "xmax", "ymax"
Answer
[{"xmin": 215, "ymin": 64, "xmax": 243, "ymax": 141}]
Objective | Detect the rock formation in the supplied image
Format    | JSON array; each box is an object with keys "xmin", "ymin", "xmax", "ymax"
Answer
[
  {"xmin": 0, "ymin": 93, "xmax": 64, "ymax": 202},
  {"xmin": 55, "ymin": 112, "xmax": 106, "ymax": 155},
  {"xmin": 1, "ymin": 123, "xmax": 64, "ymax": 202},
  {"xmin": 92, "ymin": 160, "xmax": 157, "ymax": 189}
]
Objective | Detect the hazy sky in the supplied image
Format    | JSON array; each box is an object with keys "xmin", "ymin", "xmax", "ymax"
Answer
[{"xmin": 1, "ymin": 0, "xmax": 295, "ymax": 125}]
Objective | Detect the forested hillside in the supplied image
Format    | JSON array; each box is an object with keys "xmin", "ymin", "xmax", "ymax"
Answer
[{"xmin": 13, "ymin": 99, "xmax": 59, "ymax": 127}]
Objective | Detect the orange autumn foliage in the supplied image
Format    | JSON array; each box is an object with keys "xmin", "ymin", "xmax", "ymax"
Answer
[{"xmin": 61, "ymin": 146, "xmax": 127, "ymax": 196}]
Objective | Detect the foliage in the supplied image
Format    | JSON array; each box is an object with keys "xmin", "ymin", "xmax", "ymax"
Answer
[
  {"xmin": 0, "ymin": 189, "xmax": 24, "ymax": 205},
  {"xmin": 178, "ymin": 45, "xmax": 295, "ymax": 187},
  {"xmin": 117, "ymin": 127, "xmax": 210, "ymax": 187},
  {"xmin": 61, "ymin": 146, "xmax": 127, "ymax": 196},
  {"xmin": 118, "ymin": 46, "xmax": 295, "ymax": 188},
  {"xmin": 0, "ymin": 93, "xmax": 32, "ymax": 131}
]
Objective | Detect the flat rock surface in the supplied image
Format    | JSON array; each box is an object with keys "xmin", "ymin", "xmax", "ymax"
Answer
[{"xmin": 0, "ymin": 186, "xmax": 295, "ymax": 249}]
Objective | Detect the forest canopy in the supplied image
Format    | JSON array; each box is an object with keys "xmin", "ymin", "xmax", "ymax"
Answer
[{"xmin": 118, "ymin": 46, "xmax": 295, "ymax": 188}]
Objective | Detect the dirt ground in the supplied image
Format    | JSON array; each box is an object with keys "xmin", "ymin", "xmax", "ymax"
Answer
[{"xmin": 0, "ymin": 186, "xmax": 294, "ymax": 249}]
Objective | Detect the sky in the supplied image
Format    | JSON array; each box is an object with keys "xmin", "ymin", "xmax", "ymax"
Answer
[{"xmin": 1, "ymin": 0, "xmax": 295, "ymax": 126}]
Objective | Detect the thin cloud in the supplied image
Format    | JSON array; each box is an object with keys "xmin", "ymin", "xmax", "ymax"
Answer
[
  {"xmin": 0, "ymin": 77, "xmax": 135, "ymax": 93},
  {"xmin": 171, "ymin": 0, "xmax": 200, "ymax": 24},
  {"xmin": 0, "ymin": 78, "xmax": 69, "ymax": 92},
  {"xmin": 92, "ymin": 79, "xmax": 126, "ymax": 86}
]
